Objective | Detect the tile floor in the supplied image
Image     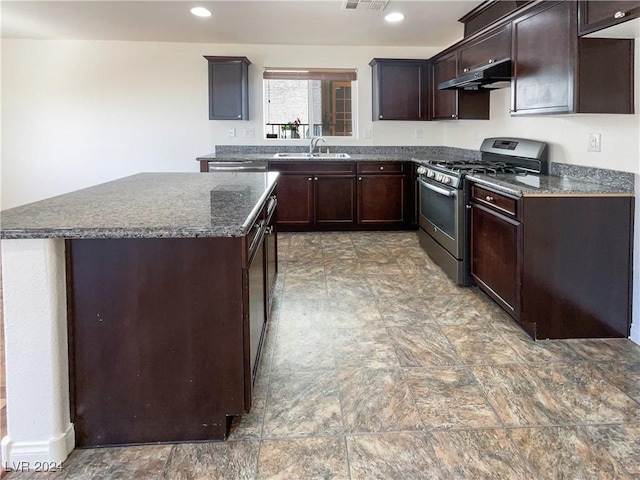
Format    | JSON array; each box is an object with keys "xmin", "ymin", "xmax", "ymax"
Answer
[{"xmin": 5, "ymin": 231, "xmax": 640, "ymax": 479}]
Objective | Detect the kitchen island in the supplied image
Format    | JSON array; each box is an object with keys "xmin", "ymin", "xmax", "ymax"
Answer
[{"xmin": 0, "ymin": 172, "xmax": 278, "ymax": 463}]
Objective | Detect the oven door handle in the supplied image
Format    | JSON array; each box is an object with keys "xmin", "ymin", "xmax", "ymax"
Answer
[{"xmin": 418, "ymin": 177, "xmax": 457, "ymax": 197}]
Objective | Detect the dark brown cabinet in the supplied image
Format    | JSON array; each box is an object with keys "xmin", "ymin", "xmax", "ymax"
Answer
[
  {"xmin": 431, "ymin": 52, "xmax": 490, "ymax": 120},
  {"xmin": 357, "ymin": 162, "xmax": 407, "ymax": 226},
  {"xmin": 271, "ymin": 162, "xmax": 356, "ymax": 230},
  {"xmin": 370, "ymin": 58, "xmax": 429, "ymax": 121},
  {"xmin": 469, "ymin": 185, "xmax": 521, "ymax": 320},
  {"xmin": 578, "ymin": 0, "xmax": 640, "ymax": 36},
  {"xmin": 270, "ymin": 161, "xmax": 414, "ymax": 231},
  {"xmin": 458, "ymin": 24, "xmax": 511, "ymax": 74},
  {"xmin": 468, "ymin": 179, "xmax": 634, "ymax": 340},
  {"xmin": 511, "ymin": 1, "xmax": 634, "ymax": 115},
  {"xmin": 204, "ymin": 56, "xmax": 250, "ymax": 120}
]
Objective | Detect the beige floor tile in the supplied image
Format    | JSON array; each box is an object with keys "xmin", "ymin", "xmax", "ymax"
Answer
[
  {"xmin": 509, "ymin": 426, "xmax": 629, "ymax": 480},
  {"xmin": 258, "ymin": 437, "xmax": 348, "ymax": 479},
  {"xmin": 339, "ymin": 369, "xmax": 423, "ymax": 433},
  {"xmin": 347, "ymin": 432, "xmax": 444, "ymax": 480},
  {"xmin": 263, "ymin": 372, "xmax": 343, "ymax": 437},
  {"xmin": 405, "ymin": 367, "xmax": 502, "ymax": 429},
  {"xmin": 429, "ymin": 428, "xmax": 535, "ymax": 479}
]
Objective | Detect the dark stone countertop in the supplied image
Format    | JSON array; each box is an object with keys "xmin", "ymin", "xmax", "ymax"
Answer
[
  {"xmin": 0, "ymin": 172, "xmax": 279, "ymax": 239},
  {"xmin": 197, "ymin": 152, "xmax": 477, "ymax": 165},
  {"xmin": 466, "ymin": 172, "xmax": 634, "ymax": 197}
]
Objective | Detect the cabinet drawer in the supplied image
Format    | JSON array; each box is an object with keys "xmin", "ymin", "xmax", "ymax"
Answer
[
  {"xmin": 270, "ymin": 161, "xmax": 355, "ymax": 174},
  {"xmin": 357, "ymin": 162, "xmax": 404, "ymax": 174},
  {"xmin": 471, "ymin": 185, "xmax": 518, "ymax": 218}
]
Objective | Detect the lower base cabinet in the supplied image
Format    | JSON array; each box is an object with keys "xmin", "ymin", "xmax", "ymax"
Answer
[
  {"xmin": 67, "ymin": 198, "xmax": 277, "ymax": 447},
  {"xmin": 271, "ymin": 161, "xmax": 412, "ymax": 231},
  {"xmin": 469, "ymin": 181, "xmax": 633, "ymax": 339}
]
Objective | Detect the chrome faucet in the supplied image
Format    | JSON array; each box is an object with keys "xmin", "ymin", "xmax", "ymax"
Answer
[{"xmin": 309, "ymin": 136, "xmax": 326, "ymax": 155}]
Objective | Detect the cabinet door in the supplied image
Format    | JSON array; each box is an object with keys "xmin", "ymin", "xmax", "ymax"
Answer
[
  {"xmin": 432, "ymin": 52, "xmax": 458, "ymax": 119},
  {"xmin": 248, "ymin": 234, "xmax": 266, "ymax": 382},
  {"xmin": 578, "ymin": 1, "xmax": 640, "ymax": 36},
  {"xmin": 470, "ymin": 204, "xmax": 521, "ymax": 318},
  {"xmin": 357, "ymin": 175, "xmax": 406, "ymax": 225},
  {"xmin": 205, "ymin": 56, "xmax": 250, "ymax": 120},
  {"xmin": 458, "ymin": 24, "xmax": 511, "ymax": 74},
  {"xmin": 371, "ymin": 60, "xmax": 428, "ymax": 120},
  {"xmin": 265, "ymin": 206, "xmax": 278, "ymax": 313},
  {"xmin": 275, "ymin": 174, "xmax": 314, "ymax": 227},
  {"xmin": 314, "ymin": 175, "xmax": 356, "ymax": 225},
  {"xmin": 511, "ymin": 1, "xmax": 576, "ymax": 115}
]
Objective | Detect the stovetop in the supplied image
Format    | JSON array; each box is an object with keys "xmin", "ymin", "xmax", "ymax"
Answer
[{"xmin": 416, "ymin": 138, "xmax": 549, "ymax": 188}]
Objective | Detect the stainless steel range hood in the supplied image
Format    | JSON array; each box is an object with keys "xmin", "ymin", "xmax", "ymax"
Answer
[{"xmin": 437, "ymin": 58, "xmax": 512, "ymax": 91}]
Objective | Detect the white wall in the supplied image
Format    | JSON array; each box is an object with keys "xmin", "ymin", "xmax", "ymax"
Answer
[{"xmin": 1, "ymin": 39, "xmax": 442, "ymax": 209}]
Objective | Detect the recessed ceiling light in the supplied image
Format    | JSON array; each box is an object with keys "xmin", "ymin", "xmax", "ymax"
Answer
[
  {"xmin": 385, "ymin": 12, "xmax": 404, "ymax": 22},
  {"xmin": 191, "ymin": 7, "xmax": 212, "ymax": 17}
]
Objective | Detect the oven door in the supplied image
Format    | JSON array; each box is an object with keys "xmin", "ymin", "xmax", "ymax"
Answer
[{"xmin": 417, "ymin": 176, "xmax": 463, "ymax": 259}]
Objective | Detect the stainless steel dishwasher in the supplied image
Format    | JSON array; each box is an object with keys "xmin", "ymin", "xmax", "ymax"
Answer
[{"xmin": 204, "ymin": 160, "xmax": 268, "ymax": 172}]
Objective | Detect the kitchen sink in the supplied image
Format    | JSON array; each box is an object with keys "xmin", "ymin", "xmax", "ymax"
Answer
[{"xmin": 272, "ymin": 152, "xmax": 350, "ymax": 159}]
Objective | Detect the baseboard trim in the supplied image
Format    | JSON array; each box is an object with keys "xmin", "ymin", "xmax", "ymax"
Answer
[{"xmin": 1, "ymin": 423, "xmax": 74, "ymax": 468}]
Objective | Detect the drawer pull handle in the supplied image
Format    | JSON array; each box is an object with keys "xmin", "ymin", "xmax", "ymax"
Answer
[
  {"xmin": 485, "ymin": 195, "xmax": 494, "ymax": 202},
  {"xmin": 380, "ymin": 166, "xmax": 384, "ymax": 170},
  {"xmin": 614, "ymin": 11, "xmax": 626, "ymax": 18}
]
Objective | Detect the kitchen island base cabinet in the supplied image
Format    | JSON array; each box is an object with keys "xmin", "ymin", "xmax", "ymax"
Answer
[{"xmin": 67, "ymin": 234, "xmax": 270, "ymax": 447}]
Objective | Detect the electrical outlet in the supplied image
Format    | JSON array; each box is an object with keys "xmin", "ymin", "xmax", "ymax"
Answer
[
  {"xmin": 414, "ymin": 128, "xmax": 423, "ymax": 139},
  {"xmin": 588, "ymin": 133, "xmax": 601, "ymax": 152},
  {"xmin": 228, "ymin": 128, "xmax": 236, "ymax": 138},
  {"xmin": 243, "ymin": 128, "xmax": 255, "ymax": 138},
  {"xmin": 364, "ymin": 129, "xmax": 372, "ymax": 139}
]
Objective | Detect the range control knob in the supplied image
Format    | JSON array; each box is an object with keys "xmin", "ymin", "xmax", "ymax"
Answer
[
  {"xmin": 442, "ymin": 177, "xmax": 452, "ymax": 185},
  {"xmin": 427, "ymin": 170, "xmax": 436, "ymax": 179},
  {"xmin": 417, "ymin": 166, "xmax": 427, "ymax": 175}
]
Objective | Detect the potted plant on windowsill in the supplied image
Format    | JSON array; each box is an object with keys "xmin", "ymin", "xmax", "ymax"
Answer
[{"xmin": 281, "ymin": 118, "xmax": 301, "ymax": 139}]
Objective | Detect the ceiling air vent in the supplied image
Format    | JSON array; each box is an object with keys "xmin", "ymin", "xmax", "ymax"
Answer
[
  {"xmin": 342, "ymin": 0, "xmax": 359, "ymax": 9},
  {"xmin": 368, "ymin": 0, "xmax": 390, "ymax": 10},
  {"xmin": 342, "ymin": 0, "xmax": 389, "ymax": 10}
]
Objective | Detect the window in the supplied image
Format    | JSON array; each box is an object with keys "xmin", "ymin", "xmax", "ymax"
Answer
[{"xmin": 263, "ymin": 68, "xmax": 357, "ymax": 139}]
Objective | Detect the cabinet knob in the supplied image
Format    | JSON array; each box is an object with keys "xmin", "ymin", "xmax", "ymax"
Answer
[
  {"xmin": 358, "ymin": 177, "xmax": 362, "ymax": 181},
  {"xmin": 308, "ymin": 177, "xmax": 312, "ymax": 181},
  {"xmin": 314, "ymin": 177, "xmax": 318, "ymax": 181},
  {"xmin": 488, "ymin": 59, "xmax": 495, "ymax": 64},
  {"xmin": 237, "ymin": 115, "xmax": 242, "ymax": 118},
  {"xmin": 379, "ymin": 115, "xmax": 383, "ymax": 119},
  {"xmin": 614, "ymin": 11, "xmax": 626, "ymax": 18},
  {"xmin": 485, "ymin": 195, "xmax": 494, "ymax": 202},
  {"xmin": 380, "ymin": 166, "xmax": 384, "ymax": 170},
  {"xmin": 463, "ymin": 68, "xmax": 469, "ymax": 73},
  {"xmin": 451, "ymin": 114, "xmax": 456, "ymax": 118}
]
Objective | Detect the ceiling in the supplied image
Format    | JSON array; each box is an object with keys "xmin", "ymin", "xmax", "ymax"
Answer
[{"xmin": 1, "ymin": 0, "xmax": 484, "ymax": 47}]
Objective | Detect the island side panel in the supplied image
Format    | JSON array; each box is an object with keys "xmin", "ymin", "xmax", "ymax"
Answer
[{"xmin": 66, "ymin": 237, "xmax": 245, "ymax": 447}]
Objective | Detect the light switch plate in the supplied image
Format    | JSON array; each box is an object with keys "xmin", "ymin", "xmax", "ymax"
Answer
[
  {"xmin": 228, "ymin": 128, "xmax": 236, "ymax": 138},
  {"xmin": 588, "ymin": 133, "xmax": 601, "ymax": 152}
]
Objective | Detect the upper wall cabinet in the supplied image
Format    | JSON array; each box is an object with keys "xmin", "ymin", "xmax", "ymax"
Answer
[
  {"xmin": 458, "ymin": 23, "xmax": 511, "ymax": 75},
  {"xmin": 511, "ymin": 1, "xmax": 634, "ymax": 115},
  {"xmin": 204, "ymin": 56, "xmax": 250, "ymax": 120},
  {"xmin": 431, "ymin": 52, "xmax": 490, "ymax": 121},
  {"xmin": 578, "ymin": 0, "xmax": 640, "ymax": 36},
  {"xmin": 459, "ymin": 0, "xmax": 532, "ymax": 36},
  {"xmin": 369, "ymin": 59, "xmax": 429, "ymax": 121}
]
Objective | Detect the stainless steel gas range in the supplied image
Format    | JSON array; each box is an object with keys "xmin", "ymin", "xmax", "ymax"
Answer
[{"xmin": 415, "ymin": 137, "xmax": 548, "ymax": 285}]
